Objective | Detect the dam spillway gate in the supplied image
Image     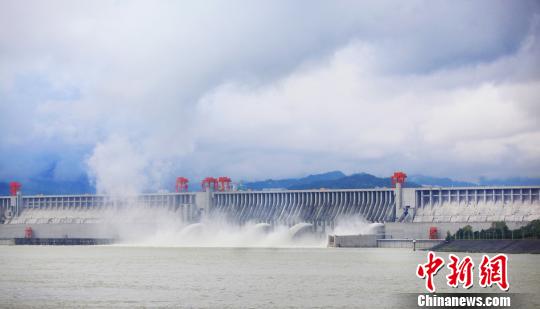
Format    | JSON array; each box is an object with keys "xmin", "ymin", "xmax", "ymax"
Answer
[{"xmin": 212, "ymin": 190, "xmax": 395, "ymax": 225}]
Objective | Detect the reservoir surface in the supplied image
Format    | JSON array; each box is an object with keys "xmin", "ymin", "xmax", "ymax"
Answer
[{"xmin": 1, "ymin": 246, "xmax": 539, "ymax": 308}]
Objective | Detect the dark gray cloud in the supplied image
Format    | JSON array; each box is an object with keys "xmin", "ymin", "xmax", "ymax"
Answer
[{"xmin": 0, "ymin": 1, "xmax": 539, "ymax": 193}]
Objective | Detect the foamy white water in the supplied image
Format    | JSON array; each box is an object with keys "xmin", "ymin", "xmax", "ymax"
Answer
[
  {"xmin": 10, "ymin": 205, "xmax": 383, "ymax": 247},
  {"xmin": 114, "ymin": 213, "xmax": 387, "ymax": 247}
]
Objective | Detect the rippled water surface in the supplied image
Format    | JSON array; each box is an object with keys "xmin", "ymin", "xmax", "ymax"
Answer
[{"xmin": 1, "ymin": 246, "xmax": 539, "ymax": 308}]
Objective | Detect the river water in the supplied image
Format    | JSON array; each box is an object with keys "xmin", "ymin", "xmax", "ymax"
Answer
[{"xmin": 0, "ymin": 246, "xmax": 539, "ymax": 308}]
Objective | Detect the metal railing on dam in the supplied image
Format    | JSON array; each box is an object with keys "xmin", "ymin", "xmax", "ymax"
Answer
[{"xmin": 1, "ymin": 186, "xmax": 539, "ymax": 225}]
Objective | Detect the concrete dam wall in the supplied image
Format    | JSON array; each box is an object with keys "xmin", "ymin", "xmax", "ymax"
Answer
[
  {"xmin": 413, "ymin": 187, "xmax": 540, "ymax": 223},
  {"xmin": 1, "ymin": 186, "xmax": 539, "ymax": 231},
  {"xmin": 0, "ymin": 193, "xmax": 198, "ymax": 225},
  {"xmin": 212, "ymin": 190, "xmax": 396, "ymax": 225}
]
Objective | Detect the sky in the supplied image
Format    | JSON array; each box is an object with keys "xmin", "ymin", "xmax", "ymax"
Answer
[{"xmin": 0, "ymin": 1, "xmax": 539, "ymax": 194}]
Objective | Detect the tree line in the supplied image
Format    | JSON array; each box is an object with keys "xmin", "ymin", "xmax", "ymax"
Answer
[{"xmin": 446, "ymin": 220, "xmax": 540, "ymax": 240}]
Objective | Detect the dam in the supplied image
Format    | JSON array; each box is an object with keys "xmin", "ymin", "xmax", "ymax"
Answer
[{"xmin": 1, "ymin": 176, "xmax": 539, "ymax": 241}]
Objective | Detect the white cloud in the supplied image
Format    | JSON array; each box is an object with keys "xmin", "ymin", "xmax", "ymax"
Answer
[
  {"xmin": 195, "ymin": 33, "xmax": 540, "ymax": 179},
  {"xmin": 0, "ymin": 1, "xmax": 539, "ymax": 187}
]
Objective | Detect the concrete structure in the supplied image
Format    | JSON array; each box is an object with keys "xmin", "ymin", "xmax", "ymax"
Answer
[
  {"xmin": 377, "ymin": 239, "xmax": 444, "ymax": 250},
  {"xmin": 327, "ymin": 235, "xmax": 444, "ymax": 249},
  {"xmin": 1, "ymin": 185, "xmax": 539, "ymax": 239},
  {"xmin": 0, "ymin": 186, "xmax": 540, "ymax": 225},
  {"xmin": 327, "ymin": 234, "xmax": 380, "ymax": 247},
  {"xmin": 413, "ymin": 187, "xmax": 540, "ymax": 222},
  {"xmin": 212, "ymin": 189, "xmax": 396, "ymax": 227},
  {"xmin": 0, "ymin": 193, "xmax": 197, "ymax": 224},
  {"xmin": 0, "ymin": 223, "xmax": 117, "ymax": 239},
  {"xmin": 384, "ymin": 221, "xmax": 530, "ymax": 240}
]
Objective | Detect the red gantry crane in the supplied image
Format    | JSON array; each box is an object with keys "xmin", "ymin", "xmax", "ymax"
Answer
[
  {"xmin": 391, "ymin": 171, "xmax": 407, "ymax": 188},
  {"xmin": 201, "ymin": 177, "xmax": 218, "ymax": 191},
  {"xmin": 9, "ymin": 181, "xmax": 21, "ymax": 196},
  {"xmin": 175, "ymin": 177, "xmax": 189, "ymax": 192},
  {"xmin": 217, "ymin": 177, "xmax": 232, "ymax": 192}
]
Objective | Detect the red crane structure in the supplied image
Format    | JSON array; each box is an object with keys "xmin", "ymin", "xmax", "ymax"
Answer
[
  {"xmin": 391, "ymin": 171, "xmax": 407, "ymax": 188},
  {"xmin": 175, "ymin": 177, "xmax": 189, "ymax": 192},
  {"xmin": 9, "ymin": 182, "xmax": 21, "ymax": 196},
  {"xmin": 201, "ymin": 177, "xmax": 218, "ymax": 191},
  {"xmin": 217, "ymin": 177, "xmax": 232, "ymax": 192}
]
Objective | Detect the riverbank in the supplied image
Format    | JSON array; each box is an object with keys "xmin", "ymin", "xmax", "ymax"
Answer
[{"xmin": 431, "ymin": 239, "xmax": 540, "ymax": 254}]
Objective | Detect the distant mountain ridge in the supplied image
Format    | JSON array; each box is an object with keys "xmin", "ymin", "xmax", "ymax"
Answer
[
  {"xmin": 477, "ymin": 177, "xmax": 540, "ymax": 186},
  {"xmin": 243, "ymin": 171, "xmax": 420, "ymax": 190},
  {"xmin": 287, "ymin": 173, "xmax": 420, "ymax": 189},
  {"xmin": 0, "ymin": 176, "xmax": 93, "ymax": 196},
  {"xmin": 408, "ymin": 175, "xmax": 540, "ymax": 187},
  {"xmin": 243, "ymin": 171, "xmax": 346, "ymax": 190},
  {"xmin": 407, "ymin": 175, "xmax": 476, "ymax": 187},
  {"xmin": 243, "ymin": 172, "xmax": 540, "ymax": 191},
  {"xmin": 1, "ymin": 171, "xmax": 539, "ymax": 195}
]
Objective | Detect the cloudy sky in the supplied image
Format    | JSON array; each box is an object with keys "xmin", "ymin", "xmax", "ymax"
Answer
[{"xmin": 1, "ymin": 1, "xmax": 539, "ymax": 193}]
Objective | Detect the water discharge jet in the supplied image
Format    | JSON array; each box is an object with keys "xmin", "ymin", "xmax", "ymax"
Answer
[
  {"xmin": 251, "ymin": 222, "xmax": 272, "ymax": 234},
  {"xmin": 180, "ymin": 223, "xmax": 204, "ymax": 236},
  {"xmin": 289, "ymin": 222, "xmax": 314, "ymax": 239}
]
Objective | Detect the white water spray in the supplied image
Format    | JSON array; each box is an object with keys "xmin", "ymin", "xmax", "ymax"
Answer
[
  {"xmin": 332, "ymin": 215, "xmax": 384, "ymax": 236},
  {"xmin": 82, "ymin": 136, "xmax": 383, "ymax": 247},
  {"xmin": 112, "ymin": 210, "xmax": 325, "ymax": 248},
  {"xmin": 106, "ymin": 208, "xmax": 384, "ymax": 247}
]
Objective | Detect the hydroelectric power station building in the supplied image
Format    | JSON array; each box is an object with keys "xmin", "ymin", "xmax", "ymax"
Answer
[{"xmin": 1, "ymin": 173, "xmax": 539, "ymax": 242}]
